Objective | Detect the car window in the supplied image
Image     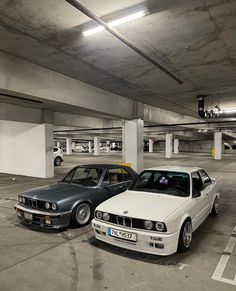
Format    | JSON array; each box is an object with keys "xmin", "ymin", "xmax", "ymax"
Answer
[
  {"xmin": 63, "ymin": 167, "xmax": 103, "ymax": 187},
  {"xmin": 191, "ymin": 172, "xmax": 203, "ymax": 194},
  {"xmin": 199, "ymin": 170, "xmax": 211, "ymax": 188},
  {"xmin": 130, "ymin": 170, "xmax": 190, "ymax": 197},
  {"xmin": 53, "ymin": 147, "xmax": 58, "ymax": 152},
  {"xmin": 103, "ymin": 168, "xmax": 132, "ymax": 185}
]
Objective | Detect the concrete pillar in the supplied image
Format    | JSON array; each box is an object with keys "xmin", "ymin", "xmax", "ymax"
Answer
[
  {"xmin": 0, "ymin": 121, "xmax": 53, "ymax": 178},
  {"xmin": 174, "ymin": 139, "xmax": 179, "ymax": 154},
  {"xmin": 214, "ymin": 131, "xmax": 222, "ymax": 160},
  {"xmin": 94, "ymin": 137, "xmax": 100, "ymax": 156},
  {"xmin": 66, "ymin": 137, "xmax": 72, "ymax": 155},
  {"xmin": 56, "ymin": 141, "xmax": 61, "ymax": 148},
  {"xmin": 88, "ymin": 141, "xmax": 92, "ymax": 153},
  {"xmin": 149, "ymin": 138, "xmax": 154, "ymax": 153},
  {"xmin": 123, "ymin": 119, "xmax": 144, "ymax": 173},
  {"xmin": 72, "ymin": 141, "xmax": 75, "ymax": 151},
  {"xmin": 165, "ymin": 134, "xmax": 173, "ymax": 158}
]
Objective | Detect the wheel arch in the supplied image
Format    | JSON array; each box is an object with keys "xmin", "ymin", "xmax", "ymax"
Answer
[
  {"xmin": 178, "ymin": 214, "xmax": 192, "ymax": 232},
  {"xmin": 71, "ymin": 199, "xmax": 94, "ymax": 213}
]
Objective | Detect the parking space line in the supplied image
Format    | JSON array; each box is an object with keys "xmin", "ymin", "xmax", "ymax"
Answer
[{"xmin": 212, "ymin": 225, "xmax": 236, "ymax": 286}]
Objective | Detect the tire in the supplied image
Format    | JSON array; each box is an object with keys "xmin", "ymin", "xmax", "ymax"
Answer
[
  {"xmin": 71, "ymin": 203, "xmax": 92, "ymax": 228},
  {"xmin": 210, "ymin": 197, "xmax": 219, "ymax": 216},
  {"xmin": 177, "ymin": 219, "xmax": 192, "ymax": 253},
  {"xmin": 54, "ymin": 157, "xmax": 62, "ymax": 166}
]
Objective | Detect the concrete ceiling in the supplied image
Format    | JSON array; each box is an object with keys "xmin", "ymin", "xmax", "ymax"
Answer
[{"xmin": 0, "ymin": 0, "xmax": 236, "ymax": 119}]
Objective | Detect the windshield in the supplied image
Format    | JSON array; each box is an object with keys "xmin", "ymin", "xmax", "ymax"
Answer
[
  {"xmin": 130, "ymin": 170, "xmax": 190, "ymax": 197},
  {"xmin": 62, "ymin": 167, "xmax": 103, "ymax": 187}
]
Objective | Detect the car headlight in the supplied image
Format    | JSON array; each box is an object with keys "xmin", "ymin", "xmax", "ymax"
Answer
[
  {"xmin": 22, "ymin": 197, "xmax": 26, "ymax": 204},
  {"xmin": 103, "ymin": 212, "xmax": 110, "ymax": 221},
  {"xmin": 96, "ymin": 211, "xmax": 103, "ymax": 219},
  {"xmin": 155, "ymin": 222, "xmax": 166, "ymax": 232},
  {"xmin": 45, "ymin": 202, "xmax": 50, "ymax": 209},
  {"xmin": 52, "ymin": 203, "xmax": 57, "ymax": 211},
  {"xmin": 18, "ymin": 195, "xmax": 22, "ymax": 203},
  {"xmin": 144, "ymin": 220, "xmax": 153, "ymax": 230}
]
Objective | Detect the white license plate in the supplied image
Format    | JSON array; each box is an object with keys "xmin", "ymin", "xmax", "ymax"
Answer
[
  {"xmin": 108, "ymin": 228, "xmax": 137, "ymax": 242},
  {"xmin": 24, "ymin": 212, "xmax": 33, "ymax": 220}
]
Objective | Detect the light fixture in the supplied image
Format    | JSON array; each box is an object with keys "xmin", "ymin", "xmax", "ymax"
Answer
[{"xmin": 83, "ymin": 10, "xmax": 147, "ymax": 36}]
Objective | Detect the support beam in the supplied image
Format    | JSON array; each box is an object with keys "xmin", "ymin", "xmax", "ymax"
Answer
[
  {"xmin": 66, "ymin": 137, "xmax": 72, "ymax": 155},
  {"xmin": 88, "ymin": 141, "xmax": 92, "ymax": 153},
  {"xmin": 56, "ymin": 141, "xmax": 61, "ymax": 148},
  {"xmin": 174, "ymin": 139, "xmax": 179, "ymax": 154},
  {"xmin": 165, "ymin": 134, "xmax": 173, "ymax": 158},
  {"xmin": 123, "ymin": 119, "xmax": 144, "ymax": 173},
  {"xmin": 149, "ymin": 138, "xmax": 154, "ymax": 153},
  {"xmin": 94, "ymin": 137, "xmax": 100, "ymax": 156},
  {"xmin": 214, "ymin": 132, "xmax": 222, "ymax": 160}
]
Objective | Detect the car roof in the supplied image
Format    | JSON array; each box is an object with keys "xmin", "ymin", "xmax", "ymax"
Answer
[
  {"xmin": 145, "ymin": 166, "xmax": 203, "ymax": 174},
  {"xmin": 80, "ymin": 164, "xmax": 131, "ymax": 169}
]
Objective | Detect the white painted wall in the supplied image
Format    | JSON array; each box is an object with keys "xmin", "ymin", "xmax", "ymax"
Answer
[{"xmin": 0, "ymin": 121, "xmax": 53, "ymax": 178}]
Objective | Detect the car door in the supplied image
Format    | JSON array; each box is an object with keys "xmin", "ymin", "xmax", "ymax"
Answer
[
  {"xmin": 199, "ymin": 170, "xmax": 214, "ymax": 214},
  {"xmin": 101, "ymin": 167, "xmax": 133, "ymax": 197},
  {"xmin": 190, "ymin": 171, "xmax": 210, "ymax": 230}
]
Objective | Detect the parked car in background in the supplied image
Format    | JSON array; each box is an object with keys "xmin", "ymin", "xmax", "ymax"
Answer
[
  {"xmin": 15, "ymin": 164, "xmax": 138, "ymax": 229},
  {"xmin": 53, "ymin": 147, "xmax": 64, "ymax": 166},
  {"xmin": 92, "ymin": 166, "xmax": 220, "ymax": 256}
]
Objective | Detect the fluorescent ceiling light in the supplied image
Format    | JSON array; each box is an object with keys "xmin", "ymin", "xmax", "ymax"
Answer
[{"xmin": 83, "ymin": 10, "xmax": 146, "ymax": 36}]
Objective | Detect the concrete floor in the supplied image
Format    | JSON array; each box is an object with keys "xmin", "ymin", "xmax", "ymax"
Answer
[{"xmin": 0, "ymin": 152, "xmax": 236, "ymax": 291}]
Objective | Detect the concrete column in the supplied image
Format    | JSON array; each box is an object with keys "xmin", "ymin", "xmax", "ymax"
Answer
[
  {"xmin": 214, "ymin": 131, "xmax": 222, "ymax": 160},
  {"xmin": 94, "ymin": 137, "xmax": 100, "ymax": 156},
  {"xmin": 88, "ymin": 141, "xmax": 92, "ymax": 153},
  {"xmin": 174, "ymin": 139, "xmax": 179, "ymax": 154},
  {"xmin": 66, "ymin": 137, "xmax": 72, "ymax": 155},
  {"xmin": 149, "ymin": 138, "xmax": 154, "ymax": 153},
  {"xmin": 0, "ymin": 121, "xmax": 53, "ymax": 178},
  {"xmin": 165, "ymin": 134, "xmax": 173, "ymax": 158},
  {"xmin": 123, "ymin": 119, "xmax": 144, "ymax": 173},
  {"xmin": 72, "ymin": 141, "xmax": 75, "ymax": 151},
  {"xmin": 56, "ymin": 141, "xmax": 61, "ymax": 148}
]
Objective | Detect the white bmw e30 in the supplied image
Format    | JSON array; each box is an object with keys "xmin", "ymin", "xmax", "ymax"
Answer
[{"xmin": 92, "ymin": 166, "xmax": 220, "ymax": 256}]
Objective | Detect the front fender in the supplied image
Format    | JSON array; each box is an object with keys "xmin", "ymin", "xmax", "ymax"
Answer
[{"xmin": 71, "ymin": 199, "xmax": 94, "ymax": 212}]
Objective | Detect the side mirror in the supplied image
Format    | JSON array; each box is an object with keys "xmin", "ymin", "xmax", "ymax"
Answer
[
  {"xmin": 101, "ymin": 181, "xmax": 111, "ymax": 188},
  {"xmin": 193, "ymin": 189, "xmax": 201, "ymax": 198}
]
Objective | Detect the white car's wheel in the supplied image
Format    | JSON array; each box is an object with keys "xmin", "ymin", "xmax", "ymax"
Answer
[
  {"xmin": 178, "ymin": 219, "xmax": 192, "ymax": 253},
  {"xmin": 54, "ymin": 157, "xmax": 61, "ymax": 166},
  {"xmin": 211, "ymin": 197, "xmax": 219, "ymax": 216}
]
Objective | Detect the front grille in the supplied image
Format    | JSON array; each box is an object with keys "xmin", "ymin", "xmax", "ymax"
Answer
[
  {"xmin": 116, "ymin": 216, "xmax": 132, "ymax": 227},
  {"xmin": 24, "ymin": 198, "xmax": 45, "ymax": 209},
  {"xmin": 108, "ymin": 213, "xmax": 152, "ymax": 231}
]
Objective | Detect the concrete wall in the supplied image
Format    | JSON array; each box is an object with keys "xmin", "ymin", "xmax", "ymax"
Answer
[{"xmin": 0, "ymin": 121, "xmax": 53, "ymax": 178}]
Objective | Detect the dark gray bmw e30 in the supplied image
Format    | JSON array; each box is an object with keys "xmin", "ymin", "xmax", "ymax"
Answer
[{"xmin": 15, "ymin": 164, "xmax": 138, "ymax": 229}]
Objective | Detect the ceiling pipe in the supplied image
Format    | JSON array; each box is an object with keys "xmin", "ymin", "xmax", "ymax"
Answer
[
  {"xmin": 54, "ymin": 120, "xmax": 236, "ymax": 133},
  {"xmin": 65, "ymin": 0, "xmax": 183, "ymax": 84}
]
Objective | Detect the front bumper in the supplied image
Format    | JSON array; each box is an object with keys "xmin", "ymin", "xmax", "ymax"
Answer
[
  {"xmin": 92, "ymin": 219, "xmax": 179, "ymax": 256},
  {"xmin": 15, "ymin": 203, "xmax": 71, "ymax": 229}
]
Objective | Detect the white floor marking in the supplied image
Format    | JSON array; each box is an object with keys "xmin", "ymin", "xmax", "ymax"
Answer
[
  {"xmin": 212, "ymin": 225, "xmax": 236, "ymax": 286},
  {"xmin": 178, "ymin": 263, "xmax": 189, "ymax": 271}
]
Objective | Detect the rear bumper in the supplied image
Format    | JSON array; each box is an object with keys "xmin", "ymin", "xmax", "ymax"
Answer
[
  {"xmin": 92, "ymin": 219, "xmax": 179, "ymax": 256},
  {"xmin": 15, "ymin": 204, "xmax": 71, "ymax": 229}
]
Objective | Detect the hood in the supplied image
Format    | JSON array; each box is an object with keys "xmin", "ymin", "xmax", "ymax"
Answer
[
  {"xmin": 97, "ymin": 190, "xmax": 189, "ymax": 222},
  {"xmin": 21, "ymin": 182, "xmax": 95, "ymax": 203}
]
